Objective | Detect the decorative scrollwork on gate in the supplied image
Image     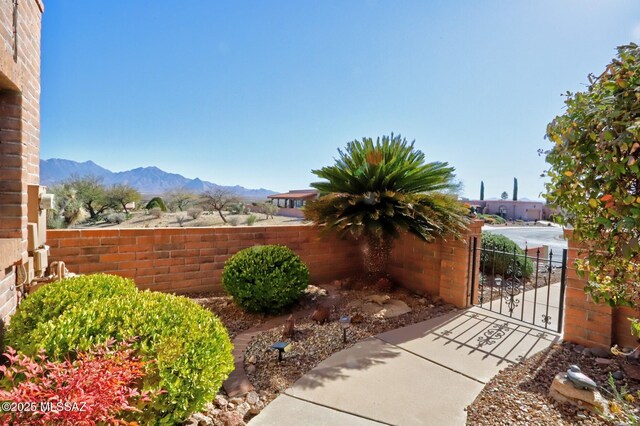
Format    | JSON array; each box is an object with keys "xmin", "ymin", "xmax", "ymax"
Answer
[{"xmin": 503, "ymin": 277, "xmax": 522, "ymax": 314}]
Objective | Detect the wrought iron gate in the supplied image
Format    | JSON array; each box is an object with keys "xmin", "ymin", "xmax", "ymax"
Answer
[{"xmin": 468, "ymin": 236, "xmax": 568, "ymax": 333}]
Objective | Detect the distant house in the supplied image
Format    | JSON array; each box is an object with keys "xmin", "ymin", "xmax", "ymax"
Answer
[
  {"xmin": 267, "ymin": 190, "xmax": 318, "ymax": 218},
  {"xmin": 469, "ymin": 199, "xmax": 555, "ymax": 221}
]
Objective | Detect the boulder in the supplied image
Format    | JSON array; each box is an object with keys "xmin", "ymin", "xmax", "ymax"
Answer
[
  {"xmin": 549, "ymin": 373, "xmax": 609, "ymax": 415},
  {"xmin": 589, "ymin": 346, "xmax": 612, "ymax": 358},
  {"xmin": 369, "ymin": 300, "xmax": 412, "ymax": 318}
]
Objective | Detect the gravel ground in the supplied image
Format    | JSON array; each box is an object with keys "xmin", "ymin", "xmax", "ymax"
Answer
[
  {"xmin": 467, "ymin": 342, "xmax": 640, "ymax": 425},
  {"xmin": 185, "ymin": 282, "xmax": 455, "ymax": 425}
]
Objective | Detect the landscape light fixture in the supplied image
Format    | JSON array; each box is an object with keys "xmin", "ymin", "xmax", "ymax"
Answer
[
  {"xmin": 339, "ymin": 315, "xmax": 351, "ymax": 343},
  {"xmin": 271, "ymin": 341, "xmax": 291, "ymax": 362}
]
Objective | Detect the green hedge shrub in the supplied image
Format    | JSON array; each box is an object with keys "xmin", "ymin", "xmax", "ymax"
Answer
[
  {"xmin": 6, "ymin": 274, "xmax": 138, "ymax": 350},
  {"xmin": 145, "ymin": 197, "xmax": 167, "ymax": 212},
  {"xmin": 480, "ymin": 232, "xmax": 533, "ymax": 279},
  {"xmin": 222, "ymin": 245, "xmax": 309, "ymax": 313},
  {"xmin": 18, "ymin": 290, "xmax": 233, "ymax": 425},
  {"xmin": 477, "ymin": 214, "xmax": 506, "ymax": 225}
]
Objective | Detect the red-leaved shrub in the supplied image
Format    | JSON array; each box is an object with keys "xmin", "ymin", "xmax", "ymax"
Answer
[{"xmin": 0, "ymin": 339, "xmax": 150, "ymax": 425}]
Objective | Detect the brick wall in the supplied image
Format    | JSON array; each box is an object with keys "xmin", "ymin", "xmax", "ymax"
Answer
[
  {"xmin": 388, "ymin": 220, "xmax": 483, "ymax": 308},
  {"xmin": 47, "ymin": 221, "xmax": 483, "ymax": 306},
  {"xmin": 47, "ymin": 226, "xmax": 362, "ymax": 294},
  {"xmin": 0, "ymin": 0, "xmax": 42, "ymax": 323},
  {"xmin": 562, "ymin": 229, "xmax": 638, "ymax": 349}
]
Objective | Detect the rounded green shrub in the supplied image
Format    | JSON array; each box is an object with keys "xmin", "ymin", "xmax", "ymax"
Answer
[
  {"xmin": 20, "ymin": 290, "xmax": 233, "ymax": 425},
  {"xmin": 6, "ymin": 274, "xmax": 138, "ymax": 350},
  {"xmin": 145, "ymin": 197, "xmax": 167, "ymax": 212},
  {"xmin": 480, "ymin": 232, "xmax": 533, "ymax": 279},
  {"xmin": 222, "ymin": 245, "xmax": 309, "ymax": 313}
]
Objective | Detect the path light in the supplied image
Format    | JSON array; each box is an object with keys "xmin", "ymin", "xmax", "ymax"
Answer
[
  {"xmin": 339, "ymin": 315, "xmax": 351, "ymax": 343},
  {"xmin": 271, "ymin": 341, "xmax": 291, "ymax": 362}
]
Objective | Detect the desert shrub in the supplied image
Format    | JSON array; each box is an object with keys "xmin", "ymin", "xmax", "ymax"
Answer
[
  {"xmin": 227, "ymin": 216, "xmax": 240, "ymax": 226},
  {"xmin": 6, "ymin": 274, "xmax": 138, "ymax": 351},
  {"xmin": 477, "ymin": 214, "xmax": 506, "ymax": 225},
  {"xmin": 228, "ymin": 202, "xmax": 248, "ymax": 215},
  {"xmin": 222, "ymin": 245, "xmax": 309, "ymax": 313},
  {"xmin": 0, "ymin": 341, "xmax": 150, "ymax": 425},
  {"xmin": 246, "ymin": 214, "xmax": 257, "ymax": 226},
  {"xmin": 145, "ymin": 197, "xmax": 167, "ymax": 212},
  {"xmin": 18, "ymin": 290, "xmax": 233, "ymax": 425},
  {"xmin": 149, "ymin": 207, "xmax": 163, "ymax": 218},
  {"xmin": 480, "ymin": 232, "xmax": 533, "ymax": 279},
  {"xmin": 175, "ymin": 214, "xmax": 187, "ymax": 226},
  {"xmin": 187, "ymin": 207, "xmax": 203, "ymax": 219},
  {"xmin": 259, "ymin": 202, "xmax": 279, "ymax": 219},
  {"xmin": 105, "ymin": 212, "xmax": 126, "ymax": 224}
]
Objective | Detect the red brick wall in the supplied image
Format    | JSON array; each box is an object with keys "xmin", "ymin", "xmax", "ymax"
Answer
[
  {"xmin": 48, "ymin": 221, "xmax": 483, "ymax": 306},
  {"xmin": 388, "ymin": 220, "xmax": 483, "ymax": 308},
  {"xmin": 562, "ymin": 230, "xmax": 639, "ymax": 349},
  {"xmin": 47, "ymin": 226, "xmax": 362, "ymax": 294},
  {"xmin": 0, "ymin": 0, "xmax": 42, "ymax": 322}
]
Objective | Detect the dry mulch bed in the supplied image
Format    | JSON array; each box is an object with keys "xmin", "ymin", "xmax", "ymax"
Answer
[
  {"xmin": 185, "ymin": 280, "xmax": 456, "ymax": 425},
  {"xmin": 466, "ymin": 342, "xmax": 640, "ymax": 425}
]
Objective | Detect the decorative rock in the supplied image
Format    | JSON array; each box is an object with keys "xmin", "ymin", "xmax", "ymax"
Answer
[
  {"xmin": 246, "ymin": 390, "xmax": 259, "ymax": 406},
  {"xmin": 184, "ymin": 412, "xmax": 214, "ymax": 426},
  {"xmin": 229, "ymin": 397, "xmax": 244, "ymax": 405},
  {"xmin": 214, "ymin": 394, "xmax": 228, "ymax": 408},
  {"xmin": 365, "ymin": 299, "xmax": 412, "ymax": 318},
  {"xmin": 594, "ymin": 358, "xmax": 613, "ymax": 365},
  {"xmin": 219, "ymin": 411, "xmax": 245, "ymax": 426},
  {"xmin": 549, "ymin": 373, "xmax": 609, "ymax": 415},
  {"xmin": 249, "ymin": 400, "xmax": 265, "ymax": 414},
  {"xmin": 236, "ymin": 402, "xmax": 251, "ymax": 417},
  {"xmin": 311, "ymin": 306, "xmax": 330, "ymax": 324},
  {"xmin": 622, "ymin": 363, "xmax": 640, "ymax": 381},
  {"xmin": 589, "ymin": 346, "xmax": 612, "ymax": 358},
  {"xmin": 573, "ymin": 344, "xmax": 585, "ymax": 354},
  {"xmin": 203, "ymin": 402, "xmax": 217, "ymax": 415},
  {"xmin": 246, "ymin": 364, "xmax": 256, "ymax": 374},
  {"xmin": 247, "ymin": 355, "xmax": 257, "ymax": 364},
  {"xmin": 282, "ymin": 315, "xmax": 295, "ymax": 340},
  {"xmin": 351, "ymin": 312, "xmax": 365, "ymax": 324},
  {"xmin": 581, "ymin": 347, "xmax": 591, "ymax": 356},
  {"xmin": 613, "ymin": 370, "xmax": 624, "ymax": 380}
]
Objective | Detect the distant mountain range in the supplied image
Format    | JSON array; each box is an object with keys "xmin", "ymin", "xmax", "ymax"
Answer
[{"xmin": 40, "ymin": 158, "xmax": 277, "ymax": 199}]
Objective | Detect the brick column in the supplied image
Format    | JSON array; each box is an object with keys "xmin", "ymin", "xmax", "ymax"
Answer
[
  {"xmin": 438, "ymin": 220, "xmax": 483, "ymax": 309},
  {"xmin": 562, "ymin": 229, "xmax": 613, "ymax": 349}
]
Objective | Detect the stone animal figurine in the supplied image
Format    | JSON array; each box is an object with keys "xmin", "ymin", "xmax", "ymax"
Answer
[
  {"xmin": 311, "ymin": 306, "xmax": 330, "ymax": 324},
  {"xmin": 365, "ymin": 295, "xmax": 390, "ymax": 306},
  {"xmin": 566, "ymin": 365, "xmax": 597, "ymax": 390},
  {"xmin": 282, "ymin": 315, "xmax": 295, "ymax": 340}
]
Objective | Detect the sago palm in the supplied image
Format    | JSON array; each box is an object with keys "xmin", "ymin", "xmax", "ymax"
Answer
[{"xmin": 305, "ymin": 134, "xmax": 469, "ymax": 277}]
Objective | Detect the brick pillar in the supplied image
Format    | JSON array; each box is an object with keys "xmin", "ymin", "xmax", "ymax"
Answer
[
  {"xmin": 438, "ymin": 219, "xmax": 483, "ymax": 308},
  {"xmin": 562, "ymin": 230, "xmax": 613, "ymax": 349}
]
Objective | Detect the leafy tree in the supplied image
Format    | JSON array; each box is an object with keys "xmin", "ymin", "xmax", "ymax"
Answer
[
  {"xmin": 65, "ymin": 176, "xmax": 110, "ymax": 220},
  {"xmin": 199, "ymin": 188, "xmax": 238, "ymax": 223},
  {"xmin": 165, "ymin": 190, "xmax": 197, "ymax": 212},
  {"xmin": 513, "ymin": 178, "xmax": 518, "ymax": 201},
  {"xmin": 544, "ymin": 44, "xmax": 640, "ymax": 334},
  {"xmin": 480, "ymin": 181, "xmax": 485, "ymax": 201},
  {"xmin": 305, "ymin": 134, "xmax": 469, "ymax": 277},
  {"xmin": 501, "ymin": 191, "xmax": 508, "ymax": 200},
  {"xmin": 105, "ymin": 184, "xmax": 141, "ymax": 214}
]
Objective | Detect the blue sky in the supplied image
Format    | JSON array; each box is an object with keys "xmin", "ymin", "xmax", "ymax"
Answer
[{"xmin": 40, "ymin": 1, "xmax": 640, "ymax": 198}]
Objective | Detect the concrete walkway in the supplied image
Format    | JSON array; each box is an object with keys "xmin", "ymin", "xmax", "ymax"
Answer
[{"xmin": 249, "ymin": 306, "xmax": 560, "ymax": 426}]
